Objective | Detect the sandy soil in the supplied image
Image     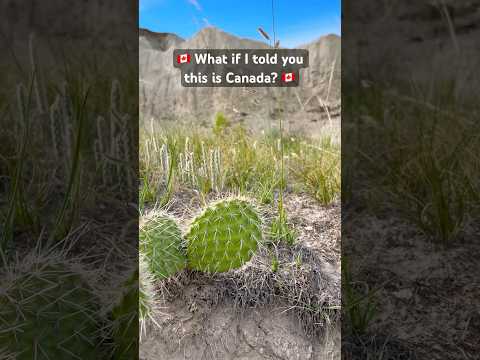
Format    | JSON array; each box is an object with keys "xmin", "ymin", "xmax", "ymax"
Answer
[{"xmin": 343, "ymin": 212, "xmax": 480, "ymax": 359}]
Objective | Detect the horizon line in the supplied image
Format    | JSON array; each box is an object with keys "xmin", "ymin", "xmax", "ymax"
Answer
[{"xmin": 139, "ymin": 26, "xmax": 341, "ymax": 47}]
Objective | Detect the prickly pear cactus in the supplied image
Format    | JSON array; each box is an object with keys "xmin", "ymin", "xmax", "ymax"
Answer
[
  {"xmin": 139, "ymin": 254, "xmax": 156, "ymax": 327},
  {"xmin": 110, "ymin": 255, "xmax": 156, "ymax": 359},
  {"xmin": 140, "ymin": 211, "xmax": 187, "ymax": 279},
  {"xmin": 0, "ymin": 254, "xmax": 103, "ymax": 359},
  {"xmin": 186, "ymin": 198, "xmax": 263, "ymax": 272},
  {"xmin": 111, "ymin": 267, "xmax": 139, "ymax": 359}
]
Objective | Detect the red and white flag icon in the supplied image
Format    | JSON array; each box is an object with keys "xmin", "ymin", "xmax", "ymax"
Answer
[
  {"xmin": 281, "ymin": 72, "xmax": 296, "ymax": 83},
  {"xmin": 177, "ymin": 53, "xmax": 191, "ymax": 64}
]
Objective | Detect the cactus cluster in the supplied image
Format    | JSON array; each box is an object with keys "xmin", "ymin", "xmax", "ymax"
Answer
[
  {"xmin": 110, "ymin": 254, "xmax": 157, "ymax": 358},
  {"xmin": 140, "ymin": 212, "xmax": 187, "ymax": 279},
  {"xmin": 98, "ymin": 256, "xmax": 157, "ymax": 359},
  {"xmin": 110, "ymin": 267, "xmax": 139, "ymax": 360},
  {"xmin": 186, "ymin": 198, "xmax": 262, "ymax": 272},
  {"xmin": 140, "ymin": 197, "xmax": 263, "ymax": 276},
  {"xmin": 0, "ymin": 254, "xmax": 103, "ymax": 359},
  {"xmin": 104, "ymin": 197, "xmax": 263, "ymax": 353}
]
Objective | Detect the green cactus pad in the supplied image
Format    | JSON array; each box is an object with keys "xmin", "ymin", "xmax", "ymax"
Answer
[
  {"xmin": 140, "ymin": 212, "xmax": 187, "ymax": 279},
  {"xmin": 111, "ymin": 256, "xmax": 156, "ymax": 359},
  {"xmin": 0, "ymin": 256, "xmax": 102, "ymax": 359},
  {"xmin": 139, "ymin": 255, "xmax": 156, "ymax": 324},
  {"xmin": 111, "ymin": 268, "xmax": 139, "ymax": 359},
  {"xmin": 186, "ymin": 198, "xmax": 263, "ymax": 272}
]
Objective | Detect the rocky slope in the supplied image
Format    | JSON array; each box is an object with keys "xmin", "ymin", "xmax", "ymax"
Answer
[{"xmin": 139, "ymin": 27, "xmax": 341, "ymax": 137}]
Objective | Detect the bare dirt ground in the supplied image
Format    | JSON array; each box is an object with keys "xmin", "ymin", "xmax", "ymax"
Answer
[
  {"xmin": 140, "ymin": 191, "xmax": 341, "ymax": 360},
  {"xmin": 343, "ymin": 212, "xmax": 480, "ymax": 359}
]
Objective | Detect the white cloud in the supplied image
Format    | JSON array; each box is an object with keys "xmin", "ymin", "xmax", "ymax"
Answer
[
  {"xmin": 187, "ymin": 0, "xmax": 202, "ymax": 11},
  {"xmin": 202, "ymin": 17, "xmax": 211, "ymax": 27}
]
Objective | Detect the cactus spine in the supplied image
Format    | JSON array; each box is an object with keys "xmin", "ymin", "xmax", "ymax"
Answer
[
  {"xmin": 110, "ymin": 255, "xmax": 157, "ymax": 359},
  {"xmin": 0, "ymin": 253, "xmax": 103, "ymax": 359}
]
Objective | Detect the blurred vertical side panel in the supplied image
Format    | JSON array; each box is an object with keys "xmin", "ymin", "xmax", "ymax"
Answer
[
  {"xmin": 0, "ymin": 1, "xmax": 139, "ymax": 359},
  {"xmin": 342, "ymin": 1, "xmax": 480, "ymax": 359}
]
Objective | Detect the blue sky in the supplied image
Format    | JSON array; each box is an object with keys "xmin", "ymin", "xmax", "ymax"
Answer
[{"xmin": 140, "ymin": 0, "xmax": 340, "ymax": 48}]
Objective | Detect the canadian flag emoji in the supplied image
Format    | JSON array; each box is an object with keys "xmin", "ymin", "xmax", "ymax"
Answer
[
  {"xmin": 177, "ymin": 53, "xmax": 191, "ymax": 64},
  {"xmin": 281, "ymin": 72, "xmax": 295, "ymax": 83}
]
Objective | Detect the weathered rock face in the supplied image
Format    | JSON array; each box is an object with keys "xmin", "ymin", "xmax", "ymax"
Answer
[
  {"xmin": 139, "ymin": 27, "xmax": 341, "ymax": 136},
  {"xmin": 139, "ymin": 29, "xmax": 185, "ymax": 52}
]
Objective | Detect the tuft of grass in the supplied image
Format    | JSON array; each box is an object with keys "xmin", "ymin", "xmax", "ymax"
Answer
[
  {"xmin": 270, "ymin": 207, "xmax": 296, "ymax": 245},
  {"xmin": 140, "ymin": 125, "xmax": 340, "ymax": 207},
  {"xmin": 0, "ymin": 38, "xmax": 137, "ymax": 256},
  {"xmin": 342, "ymin": 257, "xmax": 377, "ymax": 335},
  {"xmin": 344, "ymin": 79, "xmax": 479, "ymax": 246},
  {"xmin": 212, "ymin": 111, "xmax": 230, "ymax": 136},
  {"xmin": 271, "ymin": 254, "xmax": 279, "ymax": 272},
  {"xmin": 291, "ymin": 139, "xmax": 340, "ymax": 205}
]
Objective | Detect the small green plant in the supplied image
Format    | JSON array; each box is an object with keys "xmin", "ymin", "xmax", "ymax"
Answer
[
  {"xmin": 186, "ymin": 197, "xmax": 263, "ymax": 272},
  {"xmin": 270, "ymin": 207, "xmax": 296, "ymax": 245},
  {"xmin": 213, "ymin": 112, "xmax": 230, "ymax": 136},
  {"xmin": 140, "ymin": 211, "xmax": 187, "ymax": 279},
  {"xmin": 139, "ymin": 177, "xmax": 157, "ymax": 211},
  {"xmin": 256, "ymin": 177, "xmax": 277, "ymax": 205},
  {"xmin": 271, "ymin": 255, "xmax": 279, "ymax": 273},
  {"xmin": 391, "ymin": 144, "xmax": 469, "ymax": 246},
  {"xmin": 159, "ymin": 141, "xmax": 177, "ymax": 207},
  {"xmin": 294, "ymin": 253, "xmax": 302, "ymax": 268},
  {"xmin": 291, "ymin": 141, "xmax": 340, "ymax": 205},
  {"xmin": 1, "ymin": 80, "xmax": 37, "ymax": 256},
  {"xmin": 0, "ymin": 253, "xmax": 103, "ymax": 359},
  {"xmin": 344, "ymin": 80, "xmax": 478, "ymax": 247},
  {"xmin": 342, "ymin": 258, "xmax": 377, "ymax": 335}
]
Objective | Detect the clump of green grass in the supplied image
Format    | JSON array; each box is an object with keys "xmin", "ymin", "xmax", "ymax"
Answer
[
  {"xmin": 270, "ymin": 207, "xmax": 296, "ymax": 245},
  {"xmin": 342, "ymin": 257, "xmax": 377, "ymax": 335},
  {"xmin": 291, "ymin": 139, "xmax": 340, "ymax": 205},
  {"xmin": 344, "ymin": 79, "xmax": 479, "ymax": 246},
  {"xmin": 140, "ymin": 124, "xmax": 340, "ymax": 207},
  {"xmin": 271, "ymin": 254, "xmax": 279, "ymax": 272},
  {"xmin": 0, "ymin": 37, "xmax": 137, "ymax": 255},
  {"xmin": 212, "ymin": 111, "xmax": 230, "ymax": 136}
]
